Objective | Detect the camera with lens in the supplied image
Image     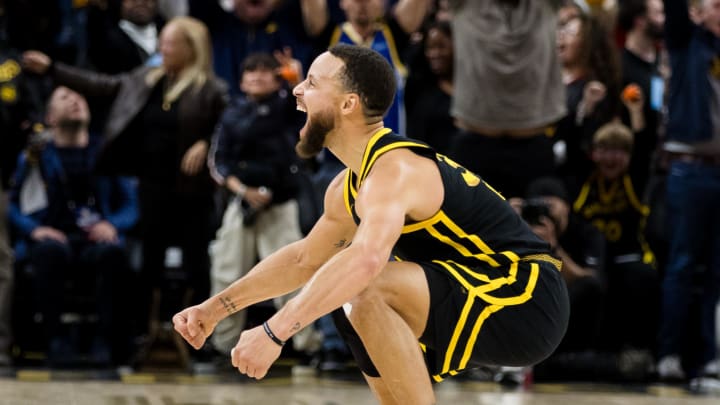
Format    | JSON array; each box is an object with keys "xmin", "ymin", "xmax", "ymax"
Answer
[{"xmin": 521, "ymin": 198, "xmax": 551, "ymax": 226}]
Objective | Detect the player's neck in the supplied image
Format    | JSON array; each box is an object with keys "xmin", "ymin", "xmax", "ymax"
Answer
[{"xmin": 327, "ymin": 121, "xmax": 385, "ymax": 174}]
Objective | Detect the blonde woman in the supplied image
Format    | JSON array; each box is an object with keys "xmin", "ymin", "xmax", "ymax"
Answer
[{"xmin": 23, "ymin": 16, "xmax": 228, "ymax": 344}]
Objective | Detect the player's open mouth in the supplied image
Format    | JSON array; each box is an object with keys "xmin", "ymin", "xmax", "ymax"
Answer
[{"xmin": 296, "ymin": 102, "xmax": 307, "ymax": 113}]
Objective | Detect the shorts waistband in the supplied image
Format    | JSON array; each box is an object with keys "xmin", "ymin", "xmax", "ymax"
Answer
[{"xmin": 520, "ymin": 254, "xmax": 562, "ymax": 272}]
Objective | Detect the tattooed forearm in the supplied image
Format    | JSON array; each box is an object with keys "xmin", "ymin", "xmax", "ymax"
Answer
[
  {"xmin": 290, "ymin": 322, "xmax": 302, "ymax": 333},
  {"xmin": 219, "ymin": 296, "xmax": 238, "ymax": 315},
  {"xmin": 334, "ymin": 238, "xmax": 347, "ymax": 248}
]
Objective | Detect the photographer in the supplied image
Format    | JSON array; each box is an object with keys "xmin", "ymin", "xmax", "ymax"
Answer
[{"xmin": 513, "ymin": 177, "xmax": 607, "ymax": 366}]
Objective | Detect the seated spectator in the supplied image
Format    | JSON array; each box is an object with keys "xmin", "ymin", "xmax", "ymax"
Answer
[
  {"xmin": 573, "ymin": 122, "xmax": 659, "ymax": 358},
  {"xmin": 7, "ymin": 86, "xmax": 139, "ymax": 367},
  {"xmin": 22, "ymin": 17, "xmax": 228, "ymax": 339},
  {"xmin": 207, "ymin": 52, "xmax": 321, "ymax": 361}
]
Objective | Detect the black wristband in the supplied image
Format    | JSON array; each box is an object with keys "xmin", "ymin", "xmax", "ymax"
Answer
[{"xmin": 263, "ymin": 321, "xmax": 285, "ymax": 347}]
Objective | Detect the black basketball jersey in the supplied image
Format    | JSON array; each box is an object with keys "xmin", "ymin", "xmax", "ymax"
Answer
[
  {"xmin": 573, "ymin": 172, "xmax": 654, "ymax": 263},
  {"xmin": 343, "ymin": 129, "xmax": 550, "ymax": 268}
]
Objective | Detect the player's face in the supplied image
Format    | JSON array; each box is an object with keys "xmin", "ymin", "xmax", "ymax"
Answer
[{"xmin": 292, "ymin": 52, "xmax": 345, "ymax": 158}]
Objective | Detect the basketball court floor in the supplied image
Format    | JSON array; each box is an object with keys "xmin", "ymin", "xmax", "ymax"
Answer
[{"xmin": 1, "ymin": 365, "xmax": 719, "ymax": 405}]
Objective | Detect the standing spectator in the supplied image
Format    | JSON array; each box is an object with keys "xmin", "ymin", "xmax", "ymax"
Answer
[
  {"xmin": 656, "ymin": 0, "xmax": 720, "ymax": 381},
  {"xmin": 303, "ymin": 0, "xmax": 431, "ymax": 136},
  {"xmin": 405, "ymin": 20, "xmax": 457, "ymax": 155},
  {"xmin": 554, "ymin": 10, "xmax": 622, "ymax": 193},
  {"xmin": 446, "ymin": 0, "xmax": 566, "ymax": 198},
  {"xmin": 618, "ymin": 0, "xmax": 666, "ymax": 189},
  {"xmin": 190, "ymin": 0, "xmax": 314, "ymax": 96},
  {"xmin": 573, "ymin": 122, "xmax": 659, "ymax": 356},
  {"xmin": 87, "ymin": 0, "xmax": 164, "ymax": 74},
  {"xmin": 22, "ymin": 16, "xmax": 228, "ymax": 334},
  {"xmin": 207, "ymin": 52, "xmax": 321, "ymax": 359},
  {"xmin": 7, "ymin": 86, "xmax": 138, "ymax": 366}
]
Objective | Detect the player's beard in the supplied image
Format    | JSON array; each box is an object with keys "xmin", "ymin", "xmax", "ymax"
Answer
[{"xmin": 296, "ymin": 108, "xmax": 335, "ymax": 158}]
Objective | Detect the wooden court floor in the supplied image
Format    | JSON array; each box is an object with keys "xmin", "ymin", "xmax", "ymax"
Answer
[{"xmin": 1, "ymin": 368, "xmax": 719, "ymax": 405}]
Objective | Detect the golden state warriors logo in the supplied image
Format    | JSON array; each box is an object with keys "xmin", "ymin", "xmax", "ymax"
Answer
[{"xmin": 437, "ymin": 154, "xmax": 480, "ymax": 187}]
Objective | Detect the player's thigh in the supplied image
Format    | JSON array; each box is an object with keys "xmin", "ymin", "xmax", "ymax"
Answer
[{"xmin": 368, "ymin": 261, "xmax": 431, "ymax": 338}]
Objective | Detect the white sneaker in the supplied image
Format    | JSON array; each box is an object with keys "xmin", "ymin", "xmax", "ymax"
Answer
[
  {"xmin": 657, "ymin": 355, "xmax": 685, "ymax": 381},
  {"xmin": 701, "ymin": 359, "xmax": 719, "ymax": 378}
]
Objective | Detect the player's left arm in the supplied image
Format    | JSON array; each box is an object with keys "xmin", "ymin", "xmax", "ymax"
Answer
[{"xmin": 269, "ymin": 149, "xmax": 439, "ymax": 341}]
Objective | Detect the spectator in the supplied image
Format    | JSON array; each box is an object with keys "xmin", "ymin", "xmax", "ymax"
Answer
[
  {"xmin": 22, "ymin": 16, "xmax": 228, "ymax": 334},
  {"xmin": 405, "ymin": 20, "xmax": 457, "ymax": 155},
  {"xmin": 87, "ymin": 0, "xmax": 164, "ymax": 74},
  {"xmin": 190, "ymin": 0, "xmax": 315, "ymax": 96},
  {"xmin": 446, "ymin": 0, "xmax": 566, "ymax": 198},
  {"xmin": 207, "ymin": 52, "xmax": 321, "ymax": 361},
  {"xmin": 573, "ymin": 122, "xmax": 659, "ymax": 357},
  {"xmin": 303, "ymin": 0, "xmax": 431, "ymax": 135},
  {"xmin": 618, "ymin": 0, "xmax": 666, "ymax": 189},
  {"xmin": 656, "ymin": 0, "xmax": 720, "ymax": 381},
  {"xmin": 554, "ymin": 9, "xmax": 622, "ymax": 193},
  {"xmin": 7, "ymin": 86, "xmax": 139, "ymax": 367}
]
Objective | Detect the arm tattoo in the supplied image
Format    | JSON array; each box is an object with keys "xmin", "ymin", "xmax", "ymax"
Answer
[
  {"xmin": 290, "ymin": 322, "xmax": 301, "ymax": 333},
  {"xmin": 334, "ymin": 238, "xmax": 347, "ymax": 248},
  {"xmin": 219, "ymin": 296, "xmax": 238, "ymax": 315}
]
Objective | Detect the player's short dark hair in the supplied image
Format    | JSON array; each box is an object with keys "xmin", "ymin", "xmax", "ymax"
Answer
[
  {"xmin": 241, "ymin": 52, "xmax": 280, "ymax": 73},
  {"xmin": 328, "ymin": 43, "xmax": 396, "ymax": 120},
  {"xmin": 618, "ymin": 0, "xmax": 648, "ymax": 32}
]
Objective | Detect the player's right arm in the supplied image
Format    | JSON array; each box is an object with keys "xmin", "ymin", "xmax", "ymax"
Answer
[{"xmin": 173, "ymin": 169, "xmax": 357, "ymax": 349}]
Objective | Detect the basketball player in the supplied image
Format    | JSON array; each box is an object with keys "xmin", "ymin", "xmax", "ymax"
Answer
[{"xmin": 174, "ymin": 44, "xmax": 569, "ymax": 404}]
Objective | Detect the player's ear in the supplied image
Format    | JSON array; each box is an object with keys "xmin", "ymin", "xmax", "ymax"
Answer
[{"xmin": 340, "ymin": 93, "xmax": 361, "ymax": 116}]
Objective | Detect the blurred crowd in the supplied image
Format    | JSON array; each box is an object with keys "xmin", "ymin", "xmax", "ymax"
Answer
[{"xmin": 0, "ymin": 0, "xmax": 719, "ymax": 386}]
